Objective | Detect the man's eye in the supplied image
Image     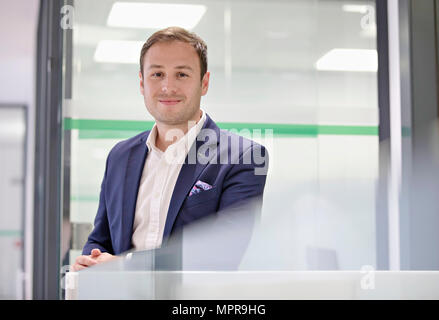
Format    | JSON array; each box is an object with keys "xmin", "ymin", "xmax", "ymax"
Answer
[
  {"xmin": 151, "ymin": 72, "xmax": 163, "ymax": 78},
  {"xmin": 177, "ymin": 72, "xmax": 188, "ymax": 78}
]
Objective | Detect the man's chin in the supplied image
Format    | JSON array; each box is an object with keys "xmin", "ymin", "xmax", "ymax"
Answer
[
  {"xmin": 156, "ymin": 114, "xmax": 191, "ymax": 126},
  {"xmin": 152, "ymin": 109, "xmax": 200, "ymax": 127}
]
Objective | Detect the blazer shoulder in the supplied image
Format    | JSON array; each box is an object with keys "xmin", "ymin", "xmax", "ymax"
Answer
[
  {"xmin": 108, "ymin": 130, "xmax": 150, "ymax": 160},
  {"xmin": 219, "ymin": 129, "xmax": 266, "ymax": 153}
]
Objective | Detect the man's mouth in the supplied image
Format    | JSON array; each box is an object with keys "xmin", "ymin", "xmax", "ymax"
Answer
[{"xmin": 159, "ymin": 99, "xmax": 181, "ymax": 106}]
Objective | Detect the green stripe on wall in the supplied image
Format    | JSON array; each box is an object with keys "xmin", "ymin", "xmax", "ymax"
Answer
[
  {"xmin": 0, "ymin": 230, "xmax": 22, "ymax": 238},
  {"xmin": 78, "ymin": 130, "xmax": 145, "ymax": 139},
  {"xmin": 64, "ymin": 118, "xmax": 378, "ymax": 138},
  {"xmin": 70, "ymin": 195, "xmax": 100, "ymax": 202},
  {"xmin": 318, "ymin": 125, "xmax": 379, "ymax": 135},
  {"xmin": 64, "ymin": 118, "xmax": 155, "ymax": 131},
  {"xmin": 218, "ymin": 122, "xmax": 318, "ymax": 136},
  {"xmin": 402, "ymin": 126, "xmax": 412, "ymax": 137}
]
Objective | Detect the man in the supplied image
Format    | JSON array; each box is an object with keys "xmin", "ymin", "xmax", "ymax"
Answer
[{"xmin": 71, "ymin": 27, "xmax": 268, "ymax": 271}]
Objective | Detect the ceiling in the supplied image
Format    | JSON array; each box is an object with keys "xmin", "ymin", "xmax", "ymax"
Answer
[
  {"xmin": 67, "ymin": 0, "xmax": 378, "ymax": 124},
  {"xmin": 73, "ymin": 0, "xmax": 377, "ymax": 72}
]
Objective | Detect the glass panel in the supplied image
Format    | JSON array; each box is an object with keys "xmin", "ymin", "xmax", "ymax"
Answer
[
  {"xmin": 0, "ymin": 106, "xmax": 26, "ymax": 299},
  {"xmin": 61, "ymin": 0, "xmax": 378, "ymax": 285},
  {"xmin": 66, "ymin": 253, "xmax": 439, "ymax": 299}
]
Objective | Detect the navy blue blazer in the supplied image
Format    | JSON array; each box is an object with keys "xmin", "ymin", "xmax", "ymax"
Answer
[{"xmin": 82, "ymin": 114, "xmax": 269, "ymax": 255}]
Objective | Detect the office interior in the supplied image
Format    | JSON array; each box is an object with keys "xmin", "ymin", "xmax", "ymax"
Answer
[{"xmin": 0, "ymin": 0, "xmax": 439, "ymax": 299}]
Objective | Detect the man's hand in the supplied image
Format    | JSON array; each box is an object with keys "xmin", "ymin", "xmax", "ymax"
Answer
[
  {"xmin": 90, "ymin": 248, "xmax": 117, "ymax": 263},
  {"xmin": 71, "ymin": 248, "xmax": 117, "ymax": 271}
]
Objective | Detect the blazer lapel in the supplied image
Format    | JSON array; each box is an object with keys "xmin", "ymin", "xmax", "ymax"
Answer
[
  {"xmin": 120, "ymin": 132, "xmax": 149, "ymax": 252},
  {"xmin": 163, "ymin": 114, "xmax": 220, "ymax": 239}
]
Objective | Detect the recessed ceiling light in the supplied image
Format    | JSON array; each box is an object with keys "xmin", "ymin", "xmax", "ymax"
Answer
[
  {"xmin": 107, "ymin": 2, "xmax": 207, "ymax": 30},
  {"xmin": 315, "ymin": 48, "xmax": 378, "ymax": 72},
  {"xmin": 0, "ymin": 121, "xmax": 25, "ymax": 138},
  {"xmin": 94, "ymin": 40, "xmax": 144, "ymax": 64},
  {"xmin": 342, "ymin": 4, "xmax": 371, "ymax": 14}
]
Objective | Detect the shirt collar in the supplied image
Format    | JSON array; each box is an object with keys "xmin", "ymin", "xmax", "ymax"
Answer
[{"xmin": 146, "ymin": 108, "xmax": 206, "ymax": 158}]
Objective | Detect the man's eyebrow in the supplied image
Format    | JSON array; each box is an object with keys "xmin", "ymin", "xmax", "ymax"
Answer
[
  {"xmin": 147, "ymin": 64, "xmax": 163, "ymax": 70},
  {"xmin": 175, "ymin": 65, "xmax": 194, "ymax": 71},
  {"xmin": 146, "ymin": 64, "xmax": 194, "ymax": 71}
]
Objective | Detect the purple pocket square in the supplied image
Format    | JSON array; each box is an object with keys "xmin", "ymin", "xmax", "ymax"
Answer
[{"xmin": 189, "ymin": 180, "xmax": 213, "ymax": 197}]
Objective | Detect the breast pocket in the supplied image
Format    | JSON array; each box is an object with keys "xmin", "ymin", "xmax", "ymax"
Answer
[{"xmin": 183, "ymin": 187, "xmax": 218, "ymax": 209}]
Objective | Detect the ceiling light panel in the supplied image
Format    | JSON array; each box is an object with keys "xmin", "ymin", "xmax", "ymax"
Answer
[
  {"xmin": 94, "ymin": 40, "xmax": 144, "ymax": 63},
  {"xmin": 315, "ymin": 48, "xmax": 378, "ymax": 72},
  {"xmin": 342, "ymin": 4, "xmax": 371, "ymax": 14},
  {"xmin": 107, "ymin": 2, "xmax": 207, "ymax": 30}
]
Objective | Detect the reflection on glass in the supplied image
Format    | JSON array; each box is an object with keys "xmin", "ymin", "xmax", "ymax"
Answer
[
  {"xmin": 61, "ymin": 0, "xmax": 379, "ymax": 290},
  {"xmin": 0, "ymin": 106, "xmax": 26, "ymax": 299},
  {"xmin": 66, "ymin": 204, "xmax": 439, "ymax": 300}
]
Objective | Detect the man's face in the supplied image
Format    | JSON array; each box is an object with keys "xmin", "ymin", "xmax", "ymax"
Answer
[{"xmin": 139, "ymin": 41, "xmax": 210, "ymax": 126}]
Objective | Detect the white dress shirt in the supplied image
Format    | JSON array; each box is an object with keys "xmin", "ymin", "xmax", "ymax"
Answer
[{"xmin": 131, "ymin": 109, "xmax": 206, "ymax": 250}]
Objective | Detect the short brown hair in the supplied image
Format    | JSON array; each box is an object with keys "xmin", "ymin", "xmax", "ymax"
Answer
[{"xmin": 139, "ymin": 26, "xmax": 208, "ymax": 80}]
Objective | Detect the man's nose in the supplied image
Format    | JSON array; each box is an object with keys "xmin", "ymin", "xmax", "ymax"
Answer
[{"xmin": 161, "ymin": 77, "xmax": 177, "ymax": 94}]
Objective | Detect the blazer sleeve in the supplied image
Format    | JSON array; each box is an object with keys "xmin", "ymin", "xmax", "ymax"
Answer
[
  {"xmin": 200, "ymin": 143, "xmax": 268, "ymax": 270},
  {"xmin": 82, "ymin": 153, "xmax": 115, "ymax": 255},
  {"xmin": 218, "ymin": 143, "xmax": 269, "ymax": 212}
]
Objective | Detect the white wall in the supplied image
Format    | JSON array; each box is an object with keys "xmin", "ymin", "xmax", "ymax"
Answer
[{"xmin": 0, "ymin": 0, "xmax": 39, "ymax": 299}]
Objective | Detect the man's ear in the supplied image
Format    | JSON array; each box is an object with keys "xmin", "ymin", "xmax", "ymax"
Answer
[
  {"xmin": 201, "ymin": 71, "xmax": 210, "ymax": 96},
  {"xmin": 139, "ymin": 71, "xmax": 144, "ymax": 95}
]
